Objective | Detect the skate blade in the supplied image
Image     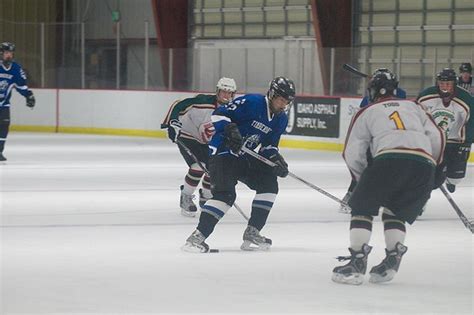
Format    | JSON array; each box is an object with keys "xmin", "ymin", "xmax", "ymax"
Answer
[
  {"xmin": 181, "ymin": 208, "xmax": 197, "ymax": 217},
  {"xmin": 338, "ymin": 205, "xmax": 352, "ymax": 214},
  {"xmin": 181, "ymin": 243, "xmax": 208, "ymax": 253},
  {"xmin": 331, "ymin": 272, "xmax": 364, "ymax": 285},
  {"xmin": 240, "ymin": 240, "xmax": 271, "ymax": 251},
  {"xmin": 369, "ymin": 270, "xmax": 396, "ymax": 283}
]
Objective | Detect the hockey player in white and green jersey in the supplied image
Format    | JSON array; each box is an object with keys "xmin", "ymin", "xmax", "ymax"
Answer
[
  {"xmin": 417, "ymin": 68, "xmax": 474, "ymax": 193},
  {"xmin": 161, "ymin": 77, "xmax": 237, "ymax": 217},
  {"xmin": 332, "ymin": 70, "xmax": 445, "ymax": 285}
]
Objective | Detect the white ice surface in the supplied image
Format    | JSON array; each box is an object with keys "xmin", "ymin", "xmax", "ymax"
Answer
[{"xmin": 1, "ymin": 133, "xmax": 472, "ymax": 314}]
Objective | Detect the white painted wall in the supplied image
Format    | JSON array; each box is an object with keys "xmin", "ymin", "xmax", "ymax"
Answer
[
  {"xmin": 10, "ymin": 89, "xmax": 57, "ymax": 127},
  {"xmin": 193, "ymin": 38, "xmax": 324, "ymax": 96},
  {"xmin": 10, "ymin": 89, "xmax": 361, "ymax": 144}
]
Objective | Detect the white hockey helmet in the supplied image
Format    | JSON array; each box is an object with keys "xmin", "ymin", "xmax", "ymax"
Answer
[{"xmin": 216, "ymin": 77, "xmax": 237, "ymax": 93}]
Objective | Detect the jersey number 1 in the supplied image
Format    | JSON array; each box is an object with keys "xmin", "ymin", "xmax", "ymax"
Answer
[{"xmin": 389, "ymin": 111, "xmax": 405, "ymax": 130}]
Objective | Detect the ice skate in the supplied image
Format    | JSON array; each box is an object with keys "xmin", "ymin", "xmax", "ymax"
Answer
[
  {"xmin": 332, "ymin": 244, "xmax": 372, "ymax": 285},
  {"xmin": 181, "ymin": 230, "xmax": 210, "ymax": 253},
  {"xmin": 339, "ymin": 191, "xmax": 352, "ymax": 214},
  {"xmin": 369, "ymin": 242, "xmax": 408, "ymax": 283},
  {"xmin": 241, "ymin": 225, "xmax": 272, "ymax": 251},
  {"xmin": 180, "ymin": 185, "xmax": 197, "ymax": 217},
  {"xmin": 0, "ymin": 152, "xmax": 6, "ymax": 161}
]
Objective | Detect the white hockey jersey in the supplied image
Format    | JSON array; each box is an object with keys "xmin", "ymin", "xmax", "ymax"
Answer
[
  {"xmin": 417, "ymin": 86, "xmax": 473, "ymax": 143},
  {"xmin": 162, "ymin": 94, "xmax": 219, "ymax": 144},
  {"xmin": 343, "ymin": 98, "xmax": 445, "ymax": 181}
]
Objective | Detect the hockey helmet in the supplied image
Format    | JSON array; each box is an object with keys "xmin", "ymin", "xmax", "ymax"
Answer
[
  {"xmin": 367, "ymin": 70, "xmax": 399, "ymax": 102},
  {"xmin": 459, "ymin": 63, "xmax": 472, "ymax": 74},
  {"xmin": 436, "ymin": 68, "xmax": 457, "ymax": 98},
  {"xmin": 267, "ymin": 77, "xmax": 296, "ymax": 103},
  {"xmin": 216, "ymin": 77, "xmax": 237, "ymax": 104},
  {"xmin": 0, "ymin": 42, "xmax": 15, "ymax": 53},
  {"xmin": 216, "ymin": 77, "xmax": 237, "ymax": 93}
]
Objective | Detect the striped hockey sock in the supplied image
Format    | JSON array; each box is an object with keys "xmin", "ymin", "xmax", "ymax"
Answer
[
  {"xmin": 382, "ymin": 208, "xmax": 406, "ymax": 251},
  {"xmin": 350, "ymin": 215, "xmax": 373, "ymax": 251},
  {"xmin": 199, "ymin": 199, "xmax": 231, "ymax": 237},
  {"xmin": 183, "ymin": 166, "xmax": 204, "ymax": 195},
  {"xmin": 201, "ymin": 174, "xmax": 212, "ymax": 199},
  {"xmin": 249, "ymin": 193, "xmax": 277, "ymax": 231}
]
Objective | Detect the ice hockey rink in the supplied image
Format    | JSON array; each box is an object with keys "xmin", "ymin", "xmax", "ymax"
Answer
[{"xmin": 1, "ymin": 133, "xmax": 472, "ymax": 314}]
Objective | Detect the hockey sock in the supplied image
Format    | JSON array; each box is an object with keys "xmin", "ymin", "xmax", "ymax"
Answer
[
  {"xmin": 201, "ymin": 174, "xmax": 212, "ymax": 199},
  {"xmin": 382, "ymin": 208, "xmax": 406, "ymax": 250},
  {"xmin": 199, "ymin": 199, "xmax": 231, "ymax": 237},
  {"xmin": 350, "ymin": 215, "xmax": 373, "ymax": 251},
  {"xmin": 183, "ymin": 165, "xmax": 204, "ymax": 195},
  {"xmin": 248, "ymin": 193, "xmax": 277, "ymax": 231}
]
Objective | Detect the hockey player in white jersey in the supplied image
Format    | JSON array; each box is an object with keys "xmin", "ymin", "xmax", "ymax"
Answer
[
  {"xmin": 417, "ymin": 68, "xmax": 473, "ymax": 193},
  {"xmin": 161, "ymin": 77, "xmax": 237, "ymax": 217},
  {"xmin": 332, "ymin": 70, "xmax": 445, "ymax": 285}
]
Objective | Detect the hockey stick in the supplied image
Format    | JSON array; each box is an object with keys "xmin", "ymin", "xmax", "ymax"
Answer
[
  {"xmin": 342, "ymin": 64, "xmax": 369, "ymax": 78},
  {"xmin": 439, "ymin": 185, "xmax": 473, "ymax": 233},
  {"xmin": 240, "ymin": 146, "xmax": 348, "ymax": 206},
  {"xmin": 176, "ymin": 139, "xmax": 249, "ymax": 221}
]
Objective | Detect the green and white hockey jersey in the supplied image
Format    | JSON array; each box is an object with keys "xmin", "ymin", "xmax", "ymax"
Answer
[
  {"xmin": 162, "ymin": 94, "xmax": 219, "ymax": 144},
  {"xmin": 343, "ymin": 98, "xmax": 445, "ymax": 181},
  {"xmin": 417, "ymin": 86, "xmax": 474, "ymax": 144}
]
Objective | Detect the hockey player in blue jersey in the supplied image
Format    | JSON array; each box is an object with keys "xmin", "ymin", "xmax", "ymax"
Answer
[
  {"xmin": 0, "ymin": 42, "xmax": 35, "ymax": 161},
  {"xmin": 182, "ymin": 77, "xmax": 296, "ymax": 253}
]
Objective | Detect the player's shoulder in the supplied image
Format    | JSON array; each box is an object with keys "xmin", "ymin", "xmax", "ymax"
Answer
[
  {"xmin": 178, "ymin": 93, "xmax": 216, "ymax": 107},
  {"xmin": 454, "ymin": 86, "xmax": 473, "ymax": 105},
  {"xmin": 417, "ymin": 86, "xmax": 438, "ymax": 101},
  {"xmin": 239, "ymin": 93, "xmax": 265, "ymax": 104},
  {"xmin": 191, "ymin": 93, "xmax": 216, "ymax": 104}
]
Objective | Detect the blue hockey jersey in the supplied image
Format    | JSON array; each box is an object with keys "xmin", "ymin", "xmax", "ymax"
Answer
[
  {"xmin": 0, "ymin": 62, "xmax": 32, "ymax": 108},
  {"xmin": 209, "ymin": 94, "xmax": 288, "ymax": 158}
]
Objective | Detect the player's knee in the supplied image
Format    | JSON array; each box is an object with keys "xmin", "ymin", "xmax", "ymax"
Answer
[{"xmin": 212, "ymin": 191, "xmax": 236, "ymax": 206}]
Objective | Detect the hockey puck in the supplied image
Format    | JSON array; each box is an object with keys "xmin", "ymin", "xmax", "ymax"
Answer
[{"xmin": 209, "ymin": 249, "xmax": 219, "ymax": 253}]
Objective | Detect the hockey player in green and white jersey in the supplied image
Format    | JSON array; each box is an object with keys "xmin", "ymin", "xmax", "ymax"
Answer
[
  {"xmin": 417, "ymin": 68, "xmax": 474, "ymax": 193},
  {"xmin": 332, "ymin": 70, "xmax": 445, "ymax": 285},
  {"xmin": 161, "ymin": 77, "xmax": 237, "ymax": 217}
]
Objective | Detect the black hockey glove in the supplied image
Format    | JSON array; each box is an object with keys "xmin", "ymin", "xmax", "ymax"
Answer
[
  {"xmin": 26, "ymin": 93, "xmax": 35, "ymax": 108},
  {"xmin": 223, "ymin": 123, "xmax": 243, "ymax": 154},
  {"xmin": 269, "ymin": 153, "xmax": 289, "ymax": 178},
  {"xmin": 433, "ymin": 164, "xmax": 446, "ymax": 190},
  {"xmin": 167, "ymin": 119, "xmax": 182, "ymax": 143}
]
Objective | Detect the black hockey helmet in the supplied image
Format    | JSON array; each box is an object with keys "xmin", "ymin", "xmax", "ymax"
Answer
[
  {"xmin": 367, "ymin": 70, "xmax": 399, "ymax": 102},
  {"xmin": 436, "ymin": 68, "xmax": 457, "ymax": 82},
  {"xmin": 459, "ymin": 62, "xmax": 472, "ymax": 74},
  {"xmin": 267, "ymin": 77, "xmax": 296, "ymax": 103},
  {"xmin": 436, "ymin": 68, "xmax": 457, "ymax": 98},
  {"xmin": 371, "ymin": 67, "xmax": 391, "ymax": 76},
  {"xmin": 0, "ymin": 42, "xmax": 15, "ymax": 53}
]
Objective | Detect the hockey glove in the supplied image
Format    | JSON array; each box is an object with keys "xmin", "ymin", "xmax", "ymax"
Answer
[
  {"xmin": 26, "ymin": 93, "xmax": 35, "ymax": 108},
  {"xmin": 269, "ymin": 153, "xmax": 289, "ymax": 178},
  {"xmin": 167, "ymin": 119, "xmax": 182, "ymax": 143},
  {"xmin": 223, "ymin": 123, "xmax": 243, "ymax": 154}
]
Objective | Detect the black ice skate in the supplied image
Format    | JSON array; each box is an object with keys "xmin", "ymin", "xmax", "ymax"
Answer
[
  {"xmin": 241, "ymin": 225, "xmax": 272, "ymax": 251},
  {"xmin": 0, "ymin": 152, "xmax": 6, "ymax": 161},
  {"xmin": 332, "ymin": 244, "xmax": 372, "ymax": 285},
  {"xmin": 180, "ymin": 185, "xmax": 197, "ymax": 217},
  {"xmin": 369, "ymin": 242, "xmax": 408, "ymax": 283},
  {"xmin": 181, "ymin": 230, "xmax": 210, "ymax": 253}
]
